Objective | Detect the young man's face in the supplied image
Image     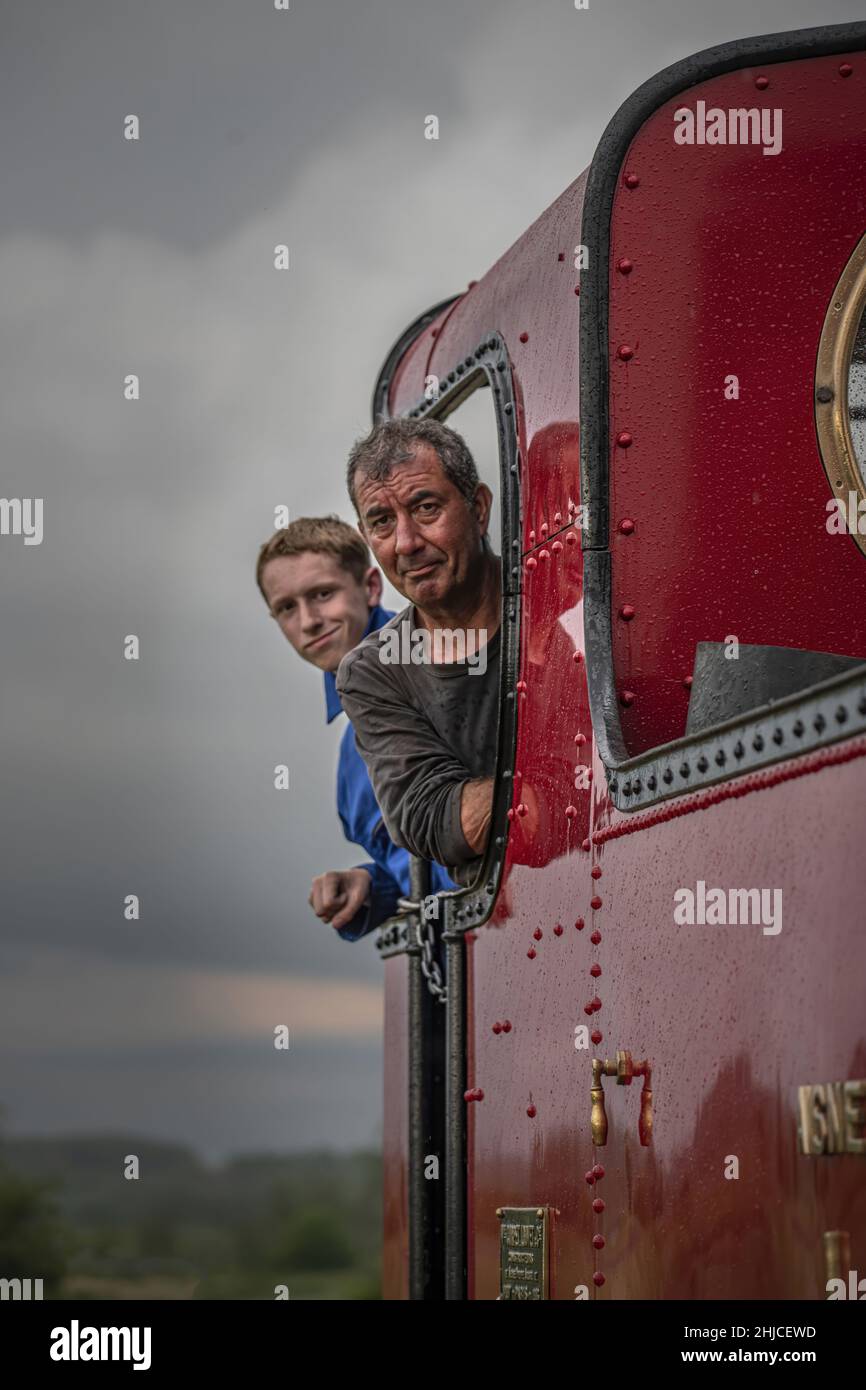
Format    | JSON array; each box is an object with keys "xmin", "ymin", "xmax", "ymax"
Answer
[
  {"xmin": 354, "ymin": 444, "xmax": 492, "ymax": 612},
  {"xmin": 261, "ymin": 552, "xmax": 381, "ymax": 672}
]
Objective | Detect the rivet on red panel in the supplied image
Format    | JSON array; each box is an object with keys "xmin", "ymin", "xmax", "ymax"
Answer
[{"xmin": 619, "ymin": 518, "xmax": 635, "ymax": 535}]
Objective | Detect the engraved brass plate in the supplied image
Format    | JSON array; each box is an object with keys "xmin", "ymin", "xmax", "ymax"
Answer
[
  {"xmin": 797, "ymin": 1080, "xmax": 866, "ymax": 1156},
  {"xmin": 497, "ymin": 1206, "xmax": 549, "ymax": 1300}
]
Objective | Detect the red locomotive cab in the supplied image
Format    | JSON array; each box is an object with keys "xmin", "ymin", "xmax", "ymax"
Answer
[{"xmin": 372, "ymin": 22, "xmax": 866, "ymax": 1300}]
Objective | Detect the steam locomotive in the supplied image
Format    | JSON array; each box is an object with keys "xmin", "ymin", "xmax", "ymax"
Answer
[{"xmin": 370, "ymin": 21, "xmax": 866, "ymax": 1300}]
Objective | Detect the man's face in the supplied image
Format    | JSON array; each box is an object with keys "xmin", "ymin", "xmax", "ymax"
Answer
[
  {"xmin": 261, "ymin": 552, "xmax": 379, "ymax": 672},
  {"xmin": 354, "ymin": 444, "xmax": 491, "ymax": 612}
]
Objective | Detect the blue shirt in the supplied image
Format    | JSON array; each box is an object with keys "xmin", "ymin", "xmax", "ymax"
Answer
[{"xmin": 324, "ymin": 604, "xmax": 458, "ymax": 941}]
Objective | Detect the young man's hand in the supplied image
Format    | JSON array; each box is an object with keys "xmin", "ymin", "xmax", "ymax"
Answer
[{"xmin": 308, "ymin": 868, "xmax": 371, "ymax": 931}]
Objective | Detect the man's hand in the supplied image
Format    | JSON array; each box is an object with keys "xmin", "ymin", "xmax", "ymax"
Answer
[
  {"xmin": 460, "ymin": 777, "xmax": 495, "ymax": 855},
  {"xmin": 308, "ymin": 868, "xmax": 371, "ymax": 932}
]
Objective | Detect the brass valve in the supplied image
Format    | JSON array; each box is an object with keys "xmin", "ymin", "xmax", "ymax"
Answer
[{"xmin": 591, "ymin": 1051, "xmax": 652, "ymax": 1147}]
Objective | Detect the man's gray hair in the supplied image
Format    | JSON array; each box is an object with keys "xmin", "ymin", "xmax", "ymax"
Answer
[{"xmin": 346, "ymin": 417, "xmax": 481, "ymax": 515}]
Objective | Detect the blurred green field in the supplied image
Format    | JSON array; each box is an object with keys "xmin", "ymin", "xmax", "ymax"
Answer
[{"xmin": 0, "ymin": 1134, "xmax": 382, "ymax": 1301}]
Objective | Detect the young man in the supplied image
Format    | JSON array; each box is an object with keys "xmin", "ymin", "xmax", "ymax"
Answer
[{"xmin": 257, "ymin": 515, "xmax": 456, "ymax": 941}]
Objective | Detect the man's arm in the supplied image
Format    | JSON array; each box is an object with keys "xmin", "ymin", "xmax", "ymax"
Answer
[
  {"xmin": 336, "ymin": 648, "xmax": 482, "ymax": 870},
  {"xmin": 460, "ymin": 777, "xmax": 495, "ymax": 854}
]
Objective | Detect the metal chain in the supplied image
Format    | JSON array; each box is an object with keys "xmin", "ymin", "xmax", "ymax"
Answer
[{"xmin": 397, "ymin": 896, "xmax": 447, "ymax": 1004}]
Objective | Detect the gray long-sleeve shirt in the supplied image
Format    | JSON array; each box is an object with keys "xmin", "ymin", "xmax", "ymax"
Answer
[{"xmin": 335, "ymin": 604, "xmax": 501, "ymax": 888}]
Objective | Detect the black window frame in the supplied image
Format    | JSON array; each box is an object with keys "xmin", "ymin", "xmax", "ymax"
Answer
[{"xmin": 370, "ymin": 325, "xmax": 522, "ymax": 953}]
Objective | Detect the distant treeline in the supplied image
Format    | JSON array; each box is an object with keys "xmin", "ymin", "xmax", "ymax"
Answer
[{"xmin": 0, "ymin": 1135, "xmax": 382, "ymax": 1300}]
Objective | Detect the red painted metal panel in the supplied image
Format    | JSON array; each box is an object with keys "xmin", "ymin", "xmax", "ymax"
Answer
[{"xmin": 608, "ymin": 52, "xmax": 866, "ymax": 756}]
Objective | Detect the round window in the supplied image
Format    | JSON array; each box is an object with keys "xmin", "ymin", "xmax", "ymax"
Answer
[{"xmin": 816, "ymin": 231, "xmax": 866, "ymax": 555}]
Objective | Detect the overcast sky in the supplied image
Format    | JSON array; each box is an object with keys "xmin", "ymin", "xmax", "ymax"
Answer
[{"xmin": 1, "ymin": 0, "xmax": 862, "ymax": 1161}]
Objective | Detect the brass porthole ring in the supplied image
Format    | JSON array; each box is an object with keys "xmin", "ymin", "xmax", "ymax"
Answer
[{"xmin": 815, "ymin": 230, "xmax": 866, "ymax": 559}]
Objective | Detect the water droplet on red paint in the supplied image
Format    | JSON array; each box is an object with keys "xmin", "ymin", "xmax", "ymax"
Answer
[
  {"xmin": 591, "ymin": 866, "xmax": 602, "ymax": 880},
  {"xmin": 554, "ymin": 923, "xmax": 564, "ymax": 936},
  {"xmin": 590, "ymin": 963, "xmax": 602, "ymax": 978},
  {"xmin": 617, "ymin": 257, "xmax": 634, "ymax": 274},
  {"xmin": 591, "ymin": 1029, "xmax": 602, "ymax": 1044},
  {"xmin": 619, "ymin": 518, "xmax": 635, "ymax": 535},
  {"xmin": 590, "ymin": 930, "xmax": 601, "ymax": 944},
  {"xmin": 492, "ymin": 1022, "xmax": 502, "ymax": 1034},
  {"xmin": 527, "ymin": 948, "xmax": 537, "ymax": 960},
  {"xmin": 592, "ymin": 1234, "xmax": 605, "ymax": 1250},
  {"xmin": 502, "ymin": 1020, "xmax": 512, "ymax": 1032},
  {"xmin": 592, "ymin": 1198, "xmax": 605, "ymax": 1214},
  {"xmin": 591, "ymin": 996, "xmax": 602, "ymax": 1012},
  {"xmin": 624, "ymin": 171, "xmax": 639, "ymax": 189},
  {"xmin": 533, "ymin": 927, "xmax": 543, "ymax": 941},
  {"xmin": 526, "ymin": 1105, "xmax": 536, "ymax": 1118},
  {"xmin": 593, "ymin": 1272, "xmax": 606, "ymax": 1287},
  {"xmin": 592, "ymin": 1164, "xmax": 605, "ymax": 1179},
  {"xmin": 591, "ymin": 896, "xmax": 603, "ymax": 910},
  {"xmin": 584, "ymin": 1002, "xmax": 593, "ymax": 1016},
  {"xmin": 519, "ymin": 331, "xmax": 529, "ymax": 343},
  {"xmin": 584, "ymin": 1171, "xmax": 595, "ymax": 1185},
  {"xmin": 575, "ymin": 918, "xmax": 585, "ymax": 931}
]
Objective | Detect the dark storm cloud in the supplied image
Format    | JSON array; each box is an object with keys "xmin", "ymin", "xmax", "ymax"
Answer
[{"xmin": 1, "ymin": 0, "xmax": 861, "ymax": 1154}]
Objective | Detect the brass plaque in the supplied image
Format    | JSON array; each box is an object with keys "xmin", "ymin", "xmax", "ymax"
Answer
[
  {"xmin": 497, "ymin": 1206, "xmax": 549, "ymax": 1300},
  {"xmin": 797, "ymin": 1080, "xmax": 866, "ymax": 1156}
]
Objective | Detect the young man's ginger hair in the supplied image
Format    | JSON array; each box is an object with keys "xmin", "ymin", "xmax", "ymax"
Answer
[{"xmin": 255, "ymin": 515, "xmax": 372, "ymax": 605}]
